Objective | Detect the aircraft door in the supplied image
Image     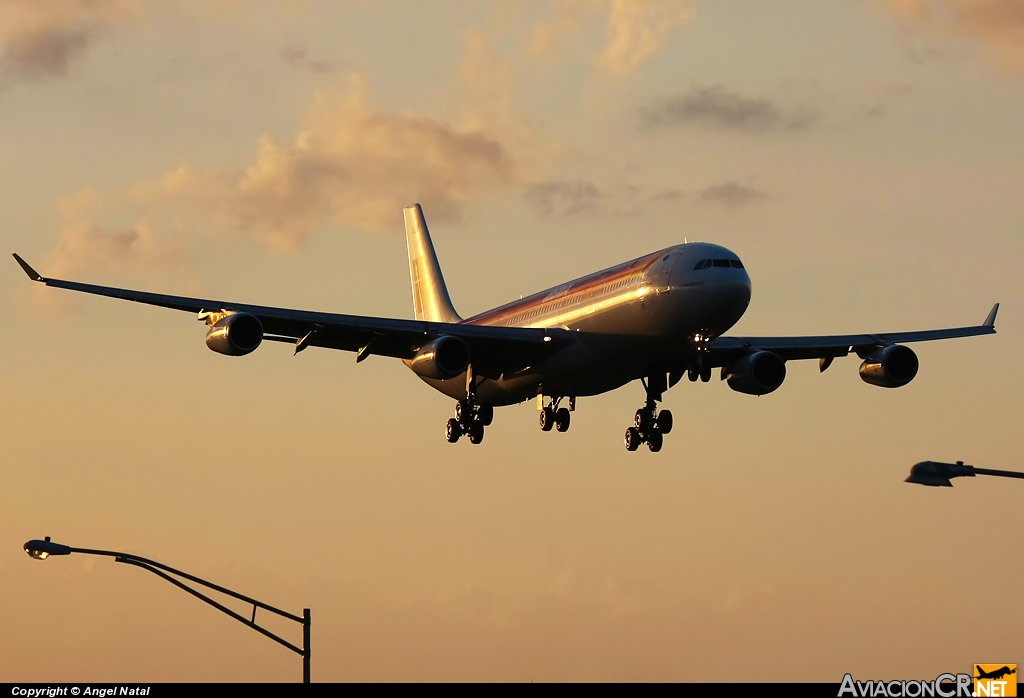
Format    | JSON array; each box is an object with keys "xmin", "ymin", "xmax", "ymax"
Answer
[
  {"xmin": 667, "ymin": 253, "xmax": 692, "ymax": 287},
  {"xmin": 658, "ymin": 255, "xmax": 673, "ymax": 285}
]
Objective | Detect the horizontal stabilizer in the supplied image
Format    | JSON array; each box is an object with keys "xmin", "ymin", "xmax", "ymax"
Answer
[{"xmin": 12, "ymin": 253, "xmax": 43, "ymax": 282}]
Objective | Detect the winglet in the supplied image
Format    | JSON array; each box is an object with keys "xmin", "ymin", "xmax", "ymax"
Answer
[
  {"xmin": 983, "ymin": 303, "xmax": 999, "ymax": 328},
  {"xmin": 12, "ymin": 253, "xmax": 44, "ymax": 282}
]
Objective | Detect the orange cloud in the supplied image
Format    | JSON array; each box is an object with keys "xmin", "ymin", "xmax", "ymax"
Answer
[
  {"xmin": 881, "ymin": 0, "xmax": 1024, "ymax": 74},
  {"xmin": 526, "ymin": 0, "xmax": 696, "ymax": 75},
  {"xmin": 600, "ymin": 0, "xmax": 696, "ymax": 75},
  {"xmin": 39, "ymin": 71, "xmax": 539, "ymax": 280},
  {"xmin": 156, "ymin": 75, "xmax": 517, "ymax": 250},
  {"xmin": 525, "ymin": 0, "xmax": 591, "ymax": 59},
  {"xmin": 44, "ymin": 220, "xmax": 184, "ymax": 276}
]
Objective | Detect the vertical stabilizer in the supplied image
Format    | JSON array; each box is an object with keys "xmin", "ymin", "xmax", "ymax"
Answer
[{"xmin": 404, "ymin": 204, "xmax": 462, "ymax": 324}]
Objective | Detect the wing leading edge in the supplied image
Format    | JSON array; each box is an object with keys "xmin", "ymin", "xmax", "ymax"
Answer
[
  {"xmin": 12, "ymin": 254, "xmax": 572, "ymax": 377},
  {"xmin": 711, "ymin": 303, "xmax": 998, "ymax": 363}
]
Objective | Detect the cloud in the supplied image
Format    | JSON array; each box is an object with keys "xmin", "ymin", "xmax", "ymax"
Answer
[
  {"xmin": 280, "ymin": 44, "xmax": 334, "ymax": 74},
  {"xmin": 880, "ymin": 0, "xmax": 1024, "ymax": 74},
  {"xmin": 133, "ymin": 76, "xmax": 519, "ymax": 250},
  {"xmin": 526, "ymin": 0, "xmax": 591, "ymax": 59},
  {"xmin": 524, "ymin": 180, "xmax": 609, "ymax": 217},
  {"xmin": 861, "ymin": 79, "xmax": 914, "ymax": 100},
  {"xmin": 861, "ymin": 79, "xmax": 914, "ymax": 118},
  {"xmin": 698, "ymin": 182, "xmax": 769, "ymax": 209},
  {"xmin": 44, "ymin": 220, "xmax": 184, "ymax": 276},
  {"xmin": 42, "ymin": 69, "xmax": 546, "ymax": 275},
  {"xmin": 526, "ymin": 0, "xmax": 696, "ymax": 75},
  {"xmin": 600, "ymin": 0, "xmax": 696, "ymax": 75},
  {"xmin": 525, "ymin": 177, "xmax": 769, "ymax": 217},
  {"xmin": 31, "ymin": 21, "xmax": 567, "ymax": 281},
  {"xmin": 0, "ymin": 0, "xmax": 142, "ymax": 80},
  {"xmin": 639, "ymin": 85, "xmax": 819, "ymax": 132},
  {"xmin": 24, "ymin": 217, "xmax": 187, "ymax": 315}
]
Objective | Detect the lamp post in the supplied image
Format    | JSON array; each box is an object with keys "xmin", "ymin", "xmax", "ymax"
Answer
[
  {"xmin": 905, "ymin": 460, "xmax": 1024, "ymax": 487},
  {"xmin": 23, "ymin": 537, "xmax": 311, "ymax": 683}
]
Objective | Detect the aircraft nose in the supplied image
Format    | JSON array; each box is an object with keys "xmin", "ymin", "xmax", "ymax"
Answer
[
  {"xmin": 726, "ymin": 272, "xmax": 752, "ymax": 305},
  {"xmin": 739, "ymin": 273, "xmax": 752, "ymax": 301},
  {"xmin": 721, "ymin": 273, "xmax": 752, "ymax": 320}
]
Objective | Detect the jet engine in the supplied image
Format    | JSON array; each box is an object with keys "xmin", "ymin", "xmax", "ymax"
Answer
[
  {"xmin": 409, "ymin": 336, "xmax": 471, "ymax": 379},
  {"xmin": 859, "ymin": 345, "xmax": 918, "ymax": 388},
  {"xmin": 205, "ymin": 312, "xmax": 263, "ymax": 356},
  {"xmin": 724, "ymin": 351, "xmax": 787, "ymax": 395}
]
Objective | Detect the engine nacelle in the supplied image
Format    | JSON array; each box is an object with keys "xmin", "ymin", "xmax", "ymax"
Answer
[
  {"xmin": 725, "ymin": 351, "xmax": 787, "ymax": 395},
  {"xmin": 859, "ymin": 344, "xmax": 918, "ymax": 388},
  {"xmin": 409, "ymin": 336, "xmax": 471, "ymax": 379},
  {"xmin": 205, "ymin": 312, "xmax": 263, "ymax": 356}
]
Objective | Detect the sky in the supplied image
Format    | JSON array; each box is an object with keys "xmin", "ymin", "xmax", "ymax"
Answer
[{"xmin": 1, "ymin": 0, "xmax": 1022, "ymax": 682}]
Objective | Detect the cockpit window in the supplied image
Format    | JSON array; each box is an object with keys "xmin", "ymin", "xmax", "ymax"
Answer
[
  {"xmin": 712, "ymin": 259, "xmax": 730, "ymax": 268},
  {"xmin": 730, "ymin": 259, "xmax": 744, "ymax": 269},
  {"xmin": 693, "ymin": 259, "xmax": 707, "ymax": 270}
]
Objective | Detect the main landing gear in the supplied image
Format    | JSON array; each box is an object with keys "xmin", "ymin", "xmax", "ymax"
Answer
[
  {"xmin": 446, "ymin": 399, "xmax": 493, "ymax": 445},
  {"xmin": 624, "ymin": 402, "xmax": 673, "ymax": 452},
  {"xmin": 538, "ymin": 396, "xmax": 573, "ymax": 434},
  {"xmin": 624, "ymin": 374, "xmax": 673, "ymax": 453},
  {"xmin": 445, "ymin": 365, "xmax": 492, "ymax": 445}
]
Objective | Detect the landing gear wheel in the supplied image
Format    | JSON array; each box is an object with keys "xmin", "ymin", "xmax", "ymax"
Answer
[
  {"xmin": 468, "ymin": 421, "xmax": 485, "ymax": 444},
  {"xmin": 635, "ymin": 408, "xmax": 654, "ymax": 431},
  {"xmin": 647, "ymin": 430, "xmax": 663, "ymax": 452},
  {"xmin": 445, "ymin": 418, "xmax": 462, "ymax": 443},
  {"xmin": 688, "ymin": 366, "xmax": 699, "ymax": 382},
  {"xmin": 555, "ymin": 407, "xmax": 571, "ymax": 432},
  {"xmin": 624, "ymin": 427, "xmax": 641, "ymax": 451},
  {"xmin": 656, "ymin": 410, "xmax": 673, "ymax": 435},
  {"xmin": 700, "ymin": 364, "xmax": 712, "ymax": 382},
  {"xmin": 478, "ymin": 403, "xmax": 494, "ymax": 426},
  {"xmin": 455, "ymin": 401, "xmax": 470, "ymax": 423},
  {"xmin": 540, "ymin": 406, "xmax": 555, "ymax": 431}
]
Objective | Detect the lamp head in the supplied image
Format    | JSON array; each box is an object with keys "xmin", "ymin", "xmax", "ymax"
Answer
[
  {"xmin": 24, "ymin": 536, "xmax": 71, "ymax": 560},
  {"xmin": 905, "ymin": 461, "xmax": 976, "ymax": 487}
]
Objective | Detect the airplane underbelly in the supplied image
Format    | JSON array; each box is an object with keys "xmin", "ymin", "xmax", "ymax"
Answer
[{"xmin": 413, "ymin": 333, "xmax": 651, "ymax": 406}]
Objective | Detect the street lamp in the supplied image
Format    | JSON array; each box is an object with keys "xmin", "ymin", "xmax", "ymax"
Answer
[
  {"xmin": 905, "ymin": 460, "xmax": 1024, "ymax": 487},
  {"xmin": 23, "ymin": 537, "xmax": 311, "ymax": 683}
]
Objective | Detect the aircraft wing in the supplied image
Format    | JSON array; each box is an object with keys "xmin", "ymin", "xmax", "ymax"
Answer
[
  {"xmin": 12, "ymin": 254, "xmax": 572, "ymax": 377},
  {"xmin": 710, "ymin": 303, "xmax": 998, "ymax": 364}
]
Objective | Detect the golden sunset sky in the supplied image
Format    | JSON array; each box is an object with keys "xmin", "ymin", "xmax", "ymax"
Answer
[{"xmin": 1, "ymin": 0, "xmax": 1021, "ymax": 682}]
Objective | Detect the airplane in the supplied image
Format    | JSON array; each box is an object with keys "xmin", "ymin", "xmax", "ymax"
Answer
[
  {"xmin": 13, "ymin": 203, "xmax": 999, "ymax": 452},
  {"xmin": 976, "ymin": 666, "xmax": 1016, "ymax": 681}
]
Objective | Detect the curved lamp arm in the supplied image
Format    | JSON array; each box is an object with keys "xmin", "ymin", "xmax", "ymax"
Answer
[{"xmin": 23, "ymin": 537, "xmax": 310, "ymax": 683}]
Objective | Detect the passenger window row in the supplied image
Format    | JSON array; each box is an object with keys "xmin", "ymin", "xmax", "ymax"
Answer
[{"xmin": 693, "ymin": 258, "xmax": 744, "ymax": 270}]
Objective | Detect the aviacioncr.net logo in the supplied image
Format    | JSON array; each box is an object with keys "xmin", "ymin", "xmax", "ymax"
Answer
[{"xmin": 839, "ymin": 673, "xmax": 973, "ymax": 697}]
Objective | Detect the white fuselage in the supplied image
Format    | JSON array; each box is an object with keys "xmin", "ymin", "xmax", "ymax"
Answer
[{"xmin": 417, "ymin": 243, "xmax": 753, "ymax": 405}]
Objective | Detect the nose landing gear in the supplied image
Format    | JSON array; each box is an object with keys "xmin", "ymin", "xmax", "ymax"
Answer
[{"xmin": 691, "ymin": 332, "xmax": 715, "ymax": 382}]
